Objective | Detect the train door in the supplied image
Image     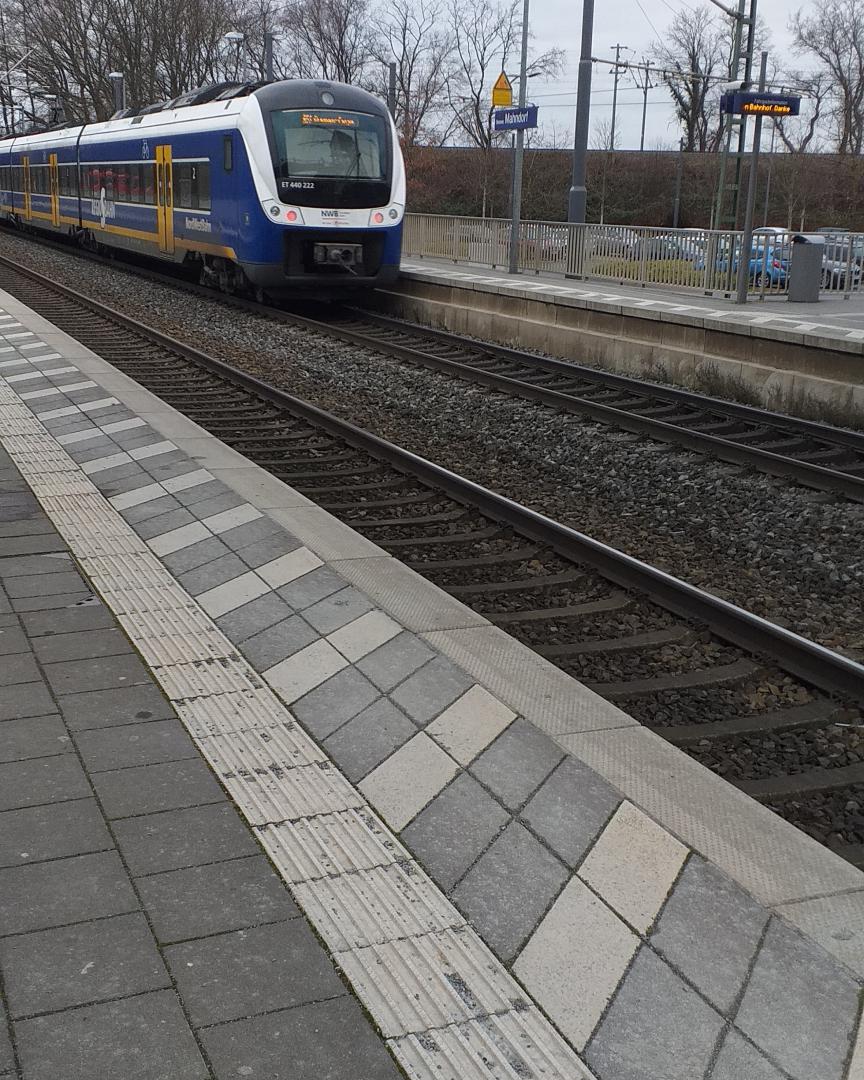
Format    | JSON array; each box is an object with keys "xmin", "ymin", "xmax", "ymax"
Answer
[
  {"xmin": 155, "ymin": 145, "xmax": 174, "ymax": 254},
  {"xmin": 49, "ymin": 154, "xmax": 59, "ymax": 227},
  {"xmin": 21, "ymin": 157, "xmax": 31, "ymax": 222}
]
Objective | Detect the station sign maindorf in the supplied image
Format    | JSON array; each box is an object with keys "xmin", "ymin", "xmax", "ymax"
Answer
[
  {"xmin": 720, "ymin": 91, "xmax": 801, "ymax": 116},
  {"xmin": 493, "ymin": 105, "xmax": 539, "ymax": 131}
]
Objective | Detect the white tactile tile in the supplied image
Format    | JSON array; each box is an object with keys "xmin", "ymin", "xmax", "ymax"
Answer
[
  {"xmin": 514, "ymin": 878, "xmax": 639, "ymax": 1050},
  {"xmin": 257, "ymin": 546, "xmax": 322, "ymax": 587},
  {"xmin": 151, "ymin": 656, "xmax": 264, "ymax": 699},
  {"xmin": 425, "ymin": 685, "xmax": 516, "ymax": 765},
  {"xmin": 578, "ymin": 801, "xmax": 688, "ymax": 934},
  {"xmin": 328, "ymin": 609, "xmax": 402, "ymax": 662},
  {"xmin": 336, "ymin": 926, "xmax": 529, "ymax": 1037},
  {"xmin": 389, "ymin": 1008, "xmax": 596, "ymax": 1080},
  {"xmin": 293, "ymin": 862, "xmax": 464, "ymax": 951},
  {"xmin": 202, "ymin": 502, "xmax": 263, "ymax": 534},
  {"xmin": 174, "ymin": 688, "xmax": 300, "ymax": 738},
  {"xmin": 147, "ymin": 520, "xmax": 212, "ymax": 556},
  {"xmin": 359, "ymin": 733, "xmax": 460, "ymax": 832},
  {"xmin": 258, "ymin": 810, "xmax": 411, "ymax": 883},
  {"xmin": 196, "ymin": 570, "xmax": 270, "ymax": 618},
  {"xmin": 264, "ymin": 638, "xmax": 348, "ymax": 702}
]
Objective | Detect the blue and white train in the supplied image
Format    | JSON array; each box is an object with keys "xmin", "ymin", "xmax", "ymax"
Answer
[{"xmin": 0, "ymin": 79, "xmax": 405, "ymax": 295}]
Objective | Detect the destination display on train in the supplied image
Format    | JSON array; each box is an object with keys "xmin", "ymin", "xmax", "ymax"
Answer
[
  {"xmin": 300, "ymin": 113, "xmax": 359, "ymax": 127},
  {"xmin": 720, "ymin": 91, "xmax": 801, "ymax": 116}
]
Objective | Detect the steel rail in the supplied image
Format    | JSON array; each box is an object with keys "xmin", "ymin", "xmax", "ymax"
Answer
[{"xmin": 3, "ymin": 253, "xmax": 863, "ymax": 703}]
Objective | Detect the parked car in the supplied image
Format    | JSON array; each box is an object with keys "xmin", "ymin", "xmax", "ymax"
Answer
[{"xmin": 695, "ymin": 240, "xmax": 789, "ymax": 286}]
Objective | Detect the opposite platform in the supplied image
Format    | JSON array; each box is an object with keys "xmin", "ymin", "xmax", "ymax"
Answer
[{"xmin": 1, "ymin": 288, "xmax": 864, "ymax": 1080}]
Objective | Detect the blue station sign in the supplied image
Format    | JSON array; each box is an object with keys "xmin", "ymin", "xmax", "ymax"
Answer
[
  {"xmin": 493, "ymin": 105, "xmax": 539, "ymax": 131},
  {"xmin": 720, "ymin": 91, "xmax": 801, "ymax": 117}
]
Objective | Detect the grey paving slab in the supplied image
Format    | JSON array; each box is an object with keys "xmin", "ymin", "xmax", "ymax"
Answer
[
  {"xmin": 87, "ymin": 459, "xmax": 148, "ymax": 485},
  {"xmin": 239, "ymin": 614, "xmax": 319, "ymax": 670},
  {"xmin": 277, "ymin": 564, "xmax": 347, "ymax": 609},
  {"xmin": 164, "ymin": 920, "xmax": 345, "ymax": 1027},
  {"xmin": 0, "ymin": 553, "xmax": 73, "ymax": 578},
  {"xmin": 0, "ymin": 1008, "xmax": 12, "ymax": 1075},
  {"xmin": 520, "ymin": 756, "xmax": 621, "ymax": 868},
  {"xmin": 172, "ymin": 480, "xmax": 232, "ymax": 508},
  {"xmin": 324, "ymin": 698, "xmax": 417, "ymax": 782},
  {"xmin": 58, "ymin": 683, "xmax": 174, "ymax": 731},
  {"xmin": 402, "ymin": 772, "xmax": 511, "ymax": 891},
  {"xmin": 10, "ymin": 589, "xmax": 95, "ymax": 612},
  {"xmin": 138, "ymin": 855, "xmax": 299, "ymax": 944},
  {"xmin": 356, "ymin": 630, "xmax": 436, "ymax": 691},
  {"xmin": 452, "ymin": 820, "xmax": 568, "ymax": 962},
  {"xmin": 0, "ymin": 520, "xmax": 59, "ymax": 540},
  {"xmin": 31, "ymin": 627, "xmax": 131, "ymax": 664},
  {"xmin": 120, "ymin": 494, "xmax": 183, "ymax": 524},
  {"xmin": 0, "ymin": 798, "xmax": 112, "ymax": 868},
  {"xmin": 177, "ymin": 552, "xmax": 248, "ymax": 596},
  {"xmin": 302, "ymin": 586, "xmax": 375, "ymax": 634},
  {"xmin": 91, "ymin": 758, "xmax": 225, "ymax": 819},
  {"xmin": 20, "ymin": 603, "xmax": 115, "ymax": 636},
  {"xmin": 650, "ymin": 857, "xmax": 768, "ymax": 1014},
  {"xmin": 0, "ymin": 754, "xmax": 91, "ymax": 812},
  {"xmin": 218, "ymin": 515, "xmax": 284, "ymax": 552},
  {"xmin": 0, "ymin": 911, "xmax": 169, "ymax": 1018},
  {"xmin": 43, "ymin": 653, "xmax": 152, "ymax": 695},
  {"xmin": 74, "ymin": 718, "xmax": 199, "ymax": 772},
  {"xmin": 14, "ymin": 989, "xmax": 209, "ymax": 1080},
  {"xmin": 0, "ymin": 714, "xmax": 71, "ymax": 763},
  {"xmin": 183, "ymin": 489, "xmax": 246, "ymax": 519},
  {"xmin": 161, "ymin": 536, "xmax": 233, "ymax": 575},
  {"xmin": 215, "ymin": 590, "xmax": 297, "ymax": 642},
  {"xmin": 0, "ymin": 533, "xmax": 66, "ymax": 557},
  {"xmin": 292, "ymin": 665, "xmax": 382, "ymax": 740},
  {"xmin": 470, "ymin": 718, "xmax": 564, "ymax": 812},
  {"xmin": 235, "ymin": 531, "xmax": 301, "ymax": 569},
  {"xmin": 585, "ymin": 947, "xmax": 725, "ymax": 1080},
  {"xmin": 134, "ymin": 506, "xmax": 198, "ymax": 540},
  {"xmin": 141, "ymin": 452, "xmax": 200, "ymax": 478},
  {"xmin": 114, "ymin": 803, "xmax": 260, "ymax": 876},
  {"xmin": 0, "ymin": 680, "xmax": 55, "ymax": 721},
  {"xmin": 0, "ymin": 651, "xmax": 40, "ymax": 686},
  {"xmin": 710, "ymin": 1030, "xmax": 787, "ymax": 1080},
  {"xmin": 200, "ymin": 996, "xmax": 402, "ymax": 1080},
  {"xmin": 0, "ymin": 851, "xmax": 139, "ymax": 935},
  {"xmin": 388, "ymin": 655, "xmax": 476, "ymax": 725},
  {"xmin": 735, "ymin": 917, "xmax": 859, "ymax": 1080},
  {"xmin": 65, "ymin": 437, "xmax": 118, "ymax": 461}
]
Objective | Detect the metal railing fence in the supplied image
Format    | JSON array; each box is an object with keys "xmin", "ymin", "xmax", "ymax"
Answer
[{"xmin": 402, "ymin": 214, "xmax": 864, "ymax": 300}]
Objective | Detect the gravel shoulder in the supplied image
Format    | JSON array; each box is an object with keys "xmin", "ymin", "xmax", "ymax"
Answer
[{"xmin": 3, "ymin": 230, "xmax": 863, "ymax": 657}]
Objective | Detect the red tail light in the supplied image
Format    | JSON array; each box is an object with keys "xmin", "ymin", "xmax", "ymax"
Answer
[
  {"xmin": 373, "ymin": 211, "xmax": 384, "ymax": 224},
  {"xmin": 286, "ymin": 210, "xmax": 297, "ymax": 222}
]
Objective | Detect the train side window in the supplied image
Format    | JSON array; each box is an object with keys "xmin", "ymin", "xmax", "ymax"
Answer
[
  {"xmin": 144, "ymin": 163, "xmax": 155, "ymax": 204},
  {"xmin": 197, "ymin": 162, "xmax": 211, "ymax": 210},
  {"xmin": 223, "ymin": 135, "xmax": 232, "ymax": 172},
  {"xmin": 175, "ymin": 162, "xmax": 192, "ymax": 208},
  {"xmin": 128, "ymin": 164, "xmax": 141, "ymax": 204}
]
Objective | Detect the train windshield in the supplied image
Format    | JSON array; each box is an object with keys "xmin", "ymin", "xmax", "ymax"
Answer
[{"xmin": 271, "ymin": 109, "xmax": 386, "ymax": 180}]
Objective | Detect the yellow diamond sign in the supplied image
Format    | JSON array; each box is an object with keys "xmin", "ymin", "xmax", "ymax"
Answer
[{"xmin": 492, "ymin": 71, "xmax": 513, "ymax": 107}]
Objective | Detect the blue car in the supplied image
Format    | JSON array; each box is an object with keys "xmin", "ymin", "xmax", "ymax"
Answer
[{"xmin": 695, "ymin": 241, "xmax": 789, "ymax": 286}]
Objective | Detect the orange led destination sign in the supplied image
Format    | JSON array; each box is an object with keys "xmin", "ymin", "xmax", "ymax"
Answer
[
  {"xmin": 720, "ymin": 91, "xmax": 801, "ymax": 117},
  {"xmin": 301, "ymin": 113, "xmax": 358, "ymax": 127}
]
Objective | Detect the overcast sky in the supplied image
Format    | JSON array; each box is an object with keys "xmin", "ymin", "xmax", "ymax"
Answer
[{"xmin": 517, "ymin": 0, "xmax": 807, "ymax": 149}]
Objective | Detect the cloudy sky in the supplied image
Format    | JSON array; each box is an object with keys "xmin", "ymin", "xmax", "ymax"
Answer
[{"xmin": 517, "ymin": 0, "xmax": 809, "ymax": 149}]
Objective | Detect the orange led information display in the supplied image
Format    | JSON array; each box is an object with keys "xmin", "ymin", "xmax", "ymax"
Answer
[
  {"xmin": 720, "ymin": 91, "xmax": 801, "ymax": 117},
  {"xmin": 741, "ymin": 100, "xmax": 795, "ymax": 115},
  {"xmin": 301, "ymin": 113, "xmax": 358, "ymax": 127}
]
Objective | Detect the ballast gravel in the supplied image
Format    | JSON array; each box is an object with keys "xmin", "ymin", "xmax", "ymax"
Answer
[{"xmin": 3, "ymin": 231, "xmax": 863, "ymax": 659}]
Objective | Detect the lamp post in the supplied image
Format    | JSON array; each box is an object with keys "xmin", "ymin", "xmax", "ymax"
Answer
[
  {"xmin": 108, "ymin": 72, "xmax": 125, "ymax": 113},
  {"xmin": 263, "ymin": 31, "xmax": 275, "ymax": 81},
  {"xmin": 224, "ymin": 32, "xmax": 245, "ymax": 81},
  {"xmin": 567, "ymin": 0, "xmax": 595, "ymax": 222},
  {"xmin": 507, "ymin": 0, "xmax": 531, "ymax": 273}
]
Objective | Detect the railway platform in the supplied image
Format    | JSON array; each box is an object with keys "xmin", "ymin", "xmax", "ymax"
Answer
[
  {"xmin": 2, "ymin": 291, "xmax": 864, "ymax": 1080},
  {"xmin": 387, "ymin": 258, "xmax": 864, "ymax": 427}
]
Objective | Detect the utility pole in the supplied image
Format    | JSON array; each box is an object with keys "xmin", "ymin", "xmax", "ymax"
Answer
[
  {"xmin": 609, "ymin": 43, "xmax": 627, "ymax": 151},
  {"xmin": 567, "ymin": 0, "xmax": 595, "ymax": 222},
  {"xmin": 508, "ymin": 0, "xmax": 530, "ymax": 273},
  {"xmin": 762, "ymin": 120, "xmax": 776, "ymax": 227},
  {"xmin": 636, "ymin": 56, "xmax": 654, "ymax": 151},
  {"xmin": 672, "ymin": 139, "xmax": 684, "ymax": 227},
  {"xmin": 387, "ymin": 61, "xmax": 397, "ymax": 119},
  {"xmin": 263, "ymin": 31, "xmax": 275, "ymax": 81},
  {"xmin": 736, "ymin": 50, "xmax": 767, "ymax": 304}
]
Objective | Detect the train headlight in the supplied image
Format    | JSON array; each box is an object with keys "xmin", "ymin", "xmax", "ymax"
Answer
[
  {"xmin": 269, "ymin": 205, "xmax": 280, "ymax": 217},
  {"xmin": 369, "ymin": 205, "xmax": 403, "ymax": 226},
  {"xmin": 388, "ymin": 208, "xmax": 398, "ymax": 219}
]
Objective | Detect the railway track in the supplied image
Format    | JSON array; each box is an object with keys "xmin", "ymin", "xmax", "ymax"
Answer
[
  {"xmin": 3, "ymin": 253, "xmax": 864, "ymax": 867},
  {"xmin": 6, "ymin": 226, "xmax": 864, "ymax": 503}
]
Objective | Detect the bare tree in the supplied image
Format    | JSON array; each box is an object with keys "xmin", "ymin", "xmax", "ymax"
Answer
[
  {"xmin": 372, "ymin": 0, "xmax": 455, "ymax": 144},
  {"xmin": 772, "ymin": 69, "xmax": 827, "ymax": 153},
  {"xmin": 653, "ymin": 6, "xmax": 724, "ymax": 152},
  {"xmin": 590, "ymin": 117, "xmax": 614, "ymax": 150},
  {"xmin": 791, "ymin": 0, "xmax": 864, "ymax": 153},
  {"xmin": 281, "ymin": 0, "xmax": 377, "ymax": 84}
]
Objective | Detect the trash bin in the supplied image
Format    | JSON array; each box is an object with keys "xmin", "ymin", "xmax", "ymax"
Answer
[{"xmin": 788, "ymin": 234, "xmax": 824, "ymax": 302}]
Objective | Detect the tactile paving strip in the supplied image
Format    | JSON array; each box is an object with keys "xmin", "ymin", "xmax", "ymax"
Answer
[{"xmin": 0, "ymin": 353, "xmax": 596, "ymax": 1080}]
